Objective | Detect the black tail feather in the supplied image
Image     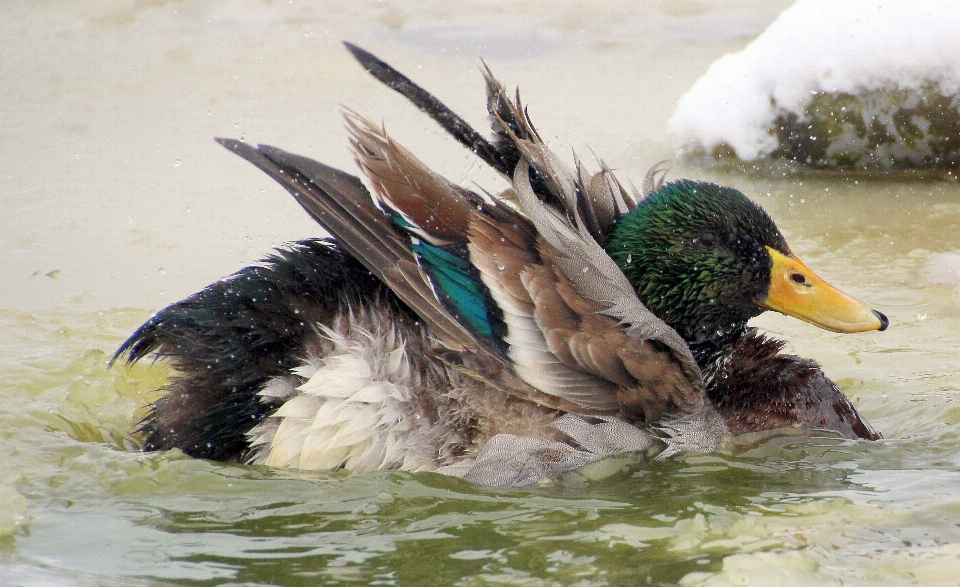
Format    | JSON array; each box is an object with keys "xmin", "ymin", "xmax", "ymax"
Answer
[
  {"xmin": 343, "ymin": 41, "xmax": 511, "ymax": 176},
  {"xmin": 114, "ymin": 239, "xmax": 402, "ymax": 461},
  {"xmin": 344, "ymin": 43, "xmax": 560, "ymax": 210}
]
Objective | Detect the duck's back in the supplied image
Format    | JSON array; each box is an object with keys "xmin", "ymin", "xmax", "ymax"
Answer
[{"xmin": 118, "ymin": 238, "xmax": 569, "ymax": 470}]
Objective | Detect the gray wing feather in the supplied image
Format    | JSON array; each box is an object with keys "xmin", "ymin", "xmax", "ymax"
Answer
[
  {"xmin": 511, "ymin": 157, "xmax": 703, "ymax": 386},
  {"xmin": 216, "ymin": 138, "xmax": 477, "ymax": 352},
  {"xmin": 440, "ymin": 413, "xmax": 657, "ymax": 486},
  {"xmin": 655, "ymin": 404, "xmax": 729, "ymax": 458}
]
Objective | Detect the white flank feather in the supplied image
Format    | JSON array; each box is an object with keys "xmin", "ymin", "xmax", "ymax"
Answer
[{"xmin": 246, "ymin": 314, "xmax": 454, "ymax": 473}]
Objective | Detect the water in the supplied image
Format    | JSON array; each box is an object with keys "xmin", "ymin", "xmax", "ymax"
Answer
[{"xmin": 3, "ymin": 2, "xmax": 960, "ymax": 585}]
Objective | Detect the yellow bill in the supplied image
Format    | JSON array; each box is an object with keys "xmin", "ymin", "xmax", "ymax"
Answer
[{"xmin": 756, "ymin": 247, "xmax": 888, "ymax": 333}]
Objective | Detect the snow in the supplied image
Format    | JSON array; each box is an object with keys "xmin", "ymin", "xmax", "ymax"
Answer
[{"xmin": 668, "ymin": 0, "xmax": 960, "ymax": 165}]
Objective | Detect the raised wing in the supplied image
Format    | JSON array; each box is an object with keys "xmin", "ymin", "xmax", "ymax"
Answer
[
  {"xmin": 343, "ymin": 45, "xmax": 710, "ymax": 420},
  {"xmin": 221, "ymin": 45, "xmax": 709, "ymax": 423},
  {"xmin": 345, "ymin": 114, "xmax": 704, "ymax": 422},
  {"xmin": 215, "ymin": 138, "xmax": 476, "ymax": 353},
  {"xmin": 217, "ymin": 137, "xmax": 585, "ymax": 415}
]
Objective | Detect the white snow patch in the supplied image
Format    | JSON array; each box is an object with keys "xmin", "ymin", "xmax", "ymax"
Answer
[{"xmin": 668, "ymin": 0, "xmax": 960, "ymax": 161}]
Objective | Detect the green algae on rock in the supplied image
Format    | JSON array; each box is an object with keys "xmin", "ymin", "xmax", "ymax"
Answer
[{"xmin": 757, "ymin": 84, "xmax": 960, "ymax": 176}]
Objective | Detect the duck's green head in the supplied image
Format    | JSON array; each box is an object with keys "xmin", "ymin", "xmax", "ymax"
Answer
[{"xmin": 605, "ymin": 180, "xmax": 887, "ymax": 347}]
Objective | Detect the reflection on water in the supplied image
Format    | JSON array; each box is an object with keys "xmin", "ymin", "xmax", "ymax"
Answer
[{"xmin": 4, "ymin": 1, "xmax": 960, "ymax": 585}]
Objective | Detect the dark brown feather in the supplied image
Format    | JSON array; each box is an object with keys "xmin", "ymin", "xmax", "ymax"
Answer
[{"xmin": 708, "ymin": 331, "xmax": 881, "ymax": 440}]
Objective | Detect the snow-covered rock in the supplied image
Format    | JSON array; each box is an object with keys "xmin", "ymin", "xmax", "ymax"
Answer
[{"xmin": 669, "ymin": 1, "xmax": 960, "ymax": 176}]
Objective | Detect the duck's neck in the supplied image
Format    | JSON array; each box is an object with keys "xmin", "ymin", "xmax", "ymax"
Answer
[{"xmin": 687, "ymin": 323, "xmax": 749, "ymax": 377}]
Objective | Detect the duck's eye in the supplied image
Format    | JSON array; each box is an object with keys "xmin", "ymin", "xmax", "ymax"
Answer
[
  {"xmin": 790, "ymin": 272, "xmax": 807, "ymax": 284},
  {"xmin": 698, "ymin": 232, "xmax": 716, "ymax": 247}
]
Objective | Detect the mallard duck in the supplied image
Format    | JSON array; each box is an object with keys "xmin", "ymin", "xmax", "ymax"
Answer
[{"xmin": 114, "ymin": 44, "xmax": 887, "ymax": 486}]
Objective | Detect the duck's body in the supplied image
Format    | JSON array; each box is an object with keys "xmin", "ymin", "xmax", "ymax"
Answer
[{"xmin": 115, "ymin": 45, "xmax": 885, "ymax": 485}]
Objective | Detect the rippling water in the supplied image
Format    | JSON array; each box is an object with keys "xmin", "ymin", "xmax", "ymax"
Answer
[{"xmin": 4, "ymin": 2, "xmax": 960, "ymax": 585}]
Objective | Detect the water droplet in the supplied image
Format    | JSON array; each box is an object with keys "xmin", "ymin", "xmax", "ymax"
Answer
[
  {"xmin": 918, "ymin": 312, "xmax": 927, "ymax": 320},
  {"xmin": 173, "ymin": 159, "xmax": 182, "ymax": 167},
  {"xmin": 497, "ymin": 263, "xmax": 505, "ymax": 271}
]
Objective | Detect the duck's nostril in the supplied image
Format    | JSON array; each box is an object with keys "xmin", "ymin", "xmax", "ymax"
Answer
[
  {"xmin": 790, "ymin": 273, "xmax": 807, "ymax": 284},
  {"xmin": 872, "ymin": 310, "xmax": 889, "ymax": 331}
]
